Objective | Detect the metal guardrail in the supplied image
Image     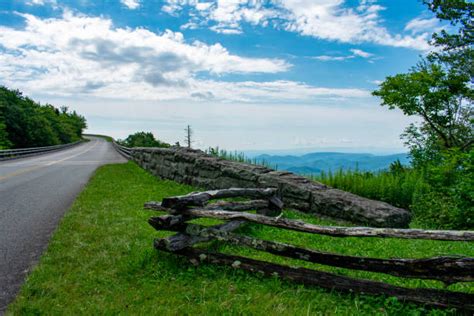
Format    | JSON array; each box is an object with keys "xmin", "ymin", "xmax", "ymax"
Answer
[
  {"xmin": 112, "ymin": 141, "xmax": 132, "ymax": 159},
  {"xmin": 0, "ymin": 141, "xmax": 83, "ymax": 161}
]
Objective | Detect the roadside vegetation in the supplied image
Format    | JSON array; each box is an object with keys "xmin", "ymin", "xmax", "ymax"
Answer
[
  {"xmin": 313, "ymin": 165, "xmax": 422, "ymax": 211},
  {"xmin": 8, "ymin": 162, "xmax": 473, "ymax": 315},
  {"xmin": 118, "ymin": 131, "xmax": 171, "ymax": 148},
  {"xmin": 0, "ymin": 86, "xmax": 87, "ymax": 149},
  {"xmin": 206, "ymin": 146, "xmax": 276, "ymax": 169},
  {"xmin": 84, "ymin": 134, "xmax": 114, "ymax": 142},
  {"xmin": 312, "ymin": 157, "xmax": 473, "ymax": 230}
]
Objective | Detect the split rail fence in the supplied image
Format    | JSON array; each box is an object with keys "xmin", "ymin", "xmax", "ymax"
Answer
[{"xmin": 145, "ymin": 188, "xmax": 474, "ymax": 311}]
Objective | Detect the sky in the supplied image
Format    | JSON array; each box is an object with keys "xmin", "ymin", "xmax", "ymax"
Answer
[{"xmin": 0, "ymin": 0, "xmax": 444, "ymax": 153}]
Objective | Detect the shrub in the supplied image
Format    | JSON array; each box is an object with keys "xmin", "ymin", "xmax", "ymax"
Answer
[
  {"xmin": 118, "ymin": 131, "xmax": 170, "ymax": 148},
  {"xmin": 313, "ymin": 153, "xmax": 473, "ymax": 230}
]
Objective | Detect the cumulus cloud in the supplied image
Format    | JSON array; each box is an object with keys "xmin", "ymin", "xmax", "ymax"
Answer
[
  {"xmin": 162, "ymin": 0, "xmax": 281, "ymax": 35},
  {"xmin": 121, "ymin": 0, "xmax": 140, "ymax": 10},
  {"xmin": 0, "ymin": 11, "xmax": 369, "ymax": 102},
  {"xmin": 404, "ymin": 17, "xmax": 440, "ymax": 34},
  {"xmin": 162, "ymin": 0, "xmax": 431, "ymax": 50}
]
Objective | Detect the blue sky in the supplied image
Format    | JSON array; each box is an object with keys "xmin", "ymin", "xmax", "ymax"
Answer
[{"xmin": 0, "ymin": 0, "xmax": 443, "ymax": 153}]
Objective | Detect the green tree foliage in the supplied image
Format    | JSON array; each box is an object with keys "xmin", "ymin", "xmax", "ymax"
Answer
[
  {"xmin": 374, "ymin": 0, "xmax": 473, "ymax": 162},
  {"xmin": 424, "ymin": 0, "xmax": 473, "ymax": 77},
  {"xmin": 0, "ymin": 94, "xmax": 11, "ymax": 149},
  {"xmin": 410, "ymin": 148, "xmax": 474, "ymax": 229},
  {"xmin": 373, "ymin": 62, "xmax": 472, "ymax": 165},
  {"xmin": 370, "ymin": 0, "xmax": 473, "ymax": 229},
  {"xmin": 0, "ymin": 121, "xmax": 9, "ymax": 149},
  {"xmin": 118, "ymin": 131, "xmax": 170, "ymax": 148},
  {"xmin": 0, "ymin": 86, "xmax": 87, "ymax": 149}
]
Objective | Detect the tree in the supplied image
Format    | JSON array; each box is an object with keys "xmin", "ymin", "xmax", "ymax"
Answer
[
  {"xmin": 424, "ymin": 0, "xmax": 473, "ymax": 77},
  {"xmin": 0, "ymin": 96, "xmax": 11, "ymax": 149},
  {"xmin": 0, "ymin": 86, "xmax": 87, "ymax": 148},
  {"xmin": 372, "ymin": 0, "xmax": 473, "ymax": 229},
  {"xmin": 373, "ymin": 62, "xmax": 472, "ymax": 164},
  {"xmin": 184, "ymin": 125, "xmax": 193, "ymax": 148},
  {"xmin": 119, "ymin": 131, "xmax": 170, "ymax": 148},
  {"xmin": 373, "ymin": 0, "xmax": 473, "ymax": 165}
]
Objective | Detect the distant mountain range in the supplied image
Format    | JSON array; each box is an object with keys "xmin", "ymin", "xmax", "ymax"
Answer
[{"xmin": 255, "ymin": 152, "xmax": 410, "ymax": 175}]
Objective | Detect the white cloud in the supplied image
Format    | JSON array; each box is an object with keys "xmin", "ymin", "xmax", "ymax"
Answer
[
  {"xmin": 162, "ymin": 0, "xmax": 432, "ymax": 50},
  {"xmin": 350, "ymin": 48, "xmax": 373, "ymax": 58},
  {"xmin": 26, "ymin": 0, "xmax": 57, "ymax": 7},
  {"xmin": 162, "ymin": 0, "xmax": 279, "ymax": 35},
  {"xmin": 121, "ymin": 0, "xmax": 140, "ymax": 10},
  {"xmin": 0, "ymin": 11, "xmax": 369, "ymax": 103},
  {"xmin": 209, "ymin": 24, "xmax": 243, "ymax": 34},
  {"xmin": 405, "ymin": 17, "xmax": 439, "ymax": 34},
  {"xmin": 27, "ymin": 0, "xmax": 46, "ymax": 4},
  {"xmin": 195, "ymin": 80, "xmax": 370, "ymax": 103},
  {"xmin": 180, "ymin": 21, "xmax": 200, "ymax": 30},
  {"xmin": 313, "ymin": 55, "xmax": 353, "ymax": 61},
  {"xmin": 275, "ymin": 0, "xmax": 430, "ymax": 50},
  {"xmin": 313, "ymin": 48, "xmax": 374, "ymax": 62},
  {"xmin": 369, "ymin": 79, "xmax": 383, "ymax": 85},
  {"xmin": 162, "ymin": 3, "xmax": 182, "ymax": 15},
  {"xmin": 195, "ymin": 2, "xmax": 213, "ymax": 11}
]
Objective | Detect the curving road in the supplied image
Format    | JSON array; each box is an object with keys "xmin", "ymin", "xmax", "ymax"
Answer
[{"xmin": 0, "ymin": 137, "xmax": 126, "ymax": 312}]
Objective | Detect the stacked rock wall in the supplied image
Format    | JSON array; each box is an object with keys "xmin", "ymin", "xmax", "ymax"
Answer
[{"xmin": 131, "ymin": 147, "xmax": 411, "ymax": 228}]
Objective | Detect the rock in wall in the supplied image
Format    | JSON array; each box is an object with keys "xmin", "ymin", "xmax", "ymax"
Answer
[{"xmin": 131, "ymin": 147, "xmax": 411, "ymax": 228}]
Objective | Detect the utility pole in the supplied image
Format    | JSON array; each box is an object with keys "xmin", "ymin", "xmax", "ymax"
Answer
[{"xmin": 184, "ymin": 125, "xmax": 193, "ymax": 148}]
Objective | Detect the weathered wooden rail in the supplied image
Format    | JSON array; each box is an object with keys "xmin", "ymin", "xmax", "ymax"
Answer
[{"xmin": 146, "ymin": 188, "xmax": 474, "ymax": 311}]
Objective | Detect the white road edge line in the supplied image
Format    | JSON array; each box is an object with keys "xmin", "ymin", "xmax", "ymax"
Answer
[{"xmin": 0, "ymin": 140, "xmax": 99, "ymax": 181}]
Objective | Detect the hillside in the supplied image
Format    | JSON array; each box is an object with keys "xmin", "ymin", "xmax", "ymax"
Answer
[
  {"xmin": 255, "ymin": 152, "xmax": 410, "ymax": 175},
  {"xmin": 9, "ymin": 162, "xmax": 472, "ymax": 315}
]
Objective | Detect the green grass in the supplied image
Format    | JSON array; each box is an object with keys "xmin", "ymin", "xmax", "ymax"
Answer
[
  {"xmin": 206, "ymin": 146, "xmax": 277, "ymax": 170},
  {"xmin": 312, "ymin": 169, "xmax": 424, "ymax": 210},
  {"xmin": 8, "ymin": 162, "xmax": 473, "ymax": 315}
]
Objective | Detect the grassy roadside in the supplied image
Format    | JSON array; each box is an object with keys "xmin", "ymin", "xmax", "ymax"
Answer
[{"xmin": 8, "ymin": 162, "xmax": 473, "ymax": 315}]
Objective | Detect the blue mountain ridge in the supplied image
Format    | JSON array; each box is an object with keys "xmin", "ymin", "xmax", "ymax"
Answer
[{"xmin": 255, "ymin": 152, "xmax": 411, "ymax": 175}]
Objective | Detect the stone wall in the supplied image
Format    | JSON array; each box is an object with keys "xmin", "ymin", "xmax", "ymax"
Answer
[{"xmin": 130, "ymin": 147, "xmax": 411, "ymax": 228}]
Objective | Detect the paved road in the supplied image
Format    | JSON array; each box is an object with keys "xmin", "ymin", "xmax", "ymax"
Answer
[{"xmin": 0, "ymin": 137, "xmax": 126, "ymax": 312}]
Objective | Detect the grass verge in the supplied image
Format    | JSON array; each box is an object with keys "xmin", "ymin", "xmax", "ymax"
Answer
[{"xmin": 8, "ymin": 162, "xmax": 473, "ymax": 315}]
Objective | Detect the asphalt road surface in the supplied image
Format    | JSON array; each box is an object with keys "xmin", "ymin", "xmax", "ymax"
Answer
[{"xmin": 0, "ymin": 137, "xmax": 126, "ymax": 312}]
